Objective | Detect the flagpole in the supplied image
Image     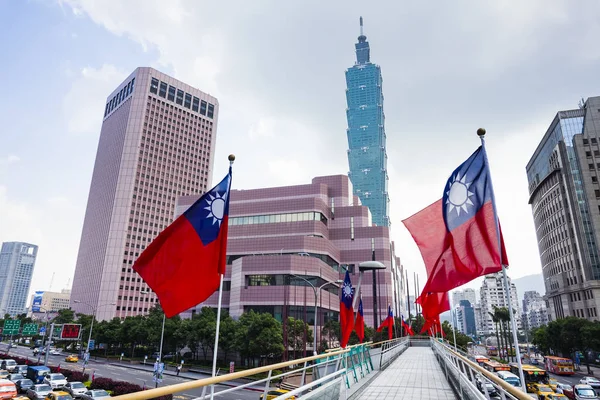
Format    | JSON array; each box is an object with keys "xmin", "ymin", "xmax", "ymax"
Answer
[
  {"xmin": 405, "ymin": 270, "xmax": 411, "ymax": 326},
  {"xmin": 209, "ymin": 155, "xmax": 235, "ymax": 400},
  {"xmin": 451, "ymin": 309, "xmax": 458, "ymax": 352},
  {"xmin": 478, "ymin": 128, "xmax": 526, "ymax": 393}
]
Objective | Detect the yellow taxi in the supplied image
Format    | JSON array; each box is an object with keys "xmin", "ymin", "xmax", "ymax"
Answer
[
  {"xmin": 547, "ymin": 394, "xmax": 567, "ymax": 400},
  {"xmin": 65, "ymin": 354, "xmax": 79, "ymax": 363},
  {"xmin": 45, "ymin": 391, "xmax": 74, "ymax": 400},
  {"xmin": 532, "ymin": 383, "xmax": 555, "ymax": 399},
  {"xmin": 548, "ymin": 378, "xmax": 560, "ymax": 392},
  {"xmin": 259, "ymin": 389, "xmax": 296, "ymax": 400}
]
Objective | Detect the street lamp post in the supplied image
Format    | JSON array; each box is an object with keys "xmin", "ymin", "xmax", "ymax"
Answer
[
  {"xmin": 354, "ymin": 261, "xmax": 386, "ymax": 326},
  {"xmin": 73, "ymin": 300, "xmax": 116, "ymax": 355},
  {"xmin": 289, "ymin": 274, "xmax": 342, "ymax": 355},
  {"xmin": 140, "ymin": 290, "xmax": 166, "ymax": 362}
]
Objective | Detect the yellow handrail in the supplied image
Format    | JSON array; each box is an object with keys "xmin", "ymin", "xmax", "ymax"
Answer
[
  {"xmin": 113, "ymin": 348, "xmax": 349, "ymax": 400},
  {"xmin": 436, "ymin": 341, "xmax": 531, "ymax": 400}
]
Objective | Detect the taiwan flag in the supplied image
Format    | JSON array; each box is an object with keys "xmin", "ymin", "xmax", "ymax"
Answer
[
  {"xmin": 402, "ymin": 146, "xmax": 507, "ymax": 294},
  {"xmin": 417, "ymin": 291, "xmax": 450, "ymax": 321},
  {"xmin": 354, "ymin": 298, "xmax": 365, "ymax": 343},
  {"xmin": 134, "ymin": 168, "xmax": 232, "ymax": 318},
  {"xmin": 401, "ymin": 315, "xmax": 414, "ymax": 336},
  {"xmin": 339, "ymin": 271, "xmax": 355, "ymax": 348},
  {"xmin": 377, "ymin": 305, "xmax": 394, "ymax": 340}
]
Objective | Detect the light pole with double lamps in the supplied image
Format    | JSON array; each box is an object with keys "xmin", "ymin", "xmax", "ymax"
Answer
[
  {"xmin": 289, "ymin": 274, "xmax": 342, "ymax": 355},
  {"xmin": 73, "ymin": 300, "xmax": 116, "ymax": 356}
]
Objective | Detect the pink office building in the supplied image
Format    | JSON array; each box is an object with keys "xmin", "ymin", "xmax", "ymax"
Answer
[
  {"xmin": 176, "ymin": 175, "xmax": 406, "ymax": 350},
  {"xmin": 71, "ymin": 67, "xmax": 219, "ymax": 320}
]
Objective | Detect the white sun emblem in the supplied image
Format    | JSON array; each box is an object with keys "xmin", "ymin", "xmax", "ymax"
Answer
[
  {"xmin": 343, "ymin": 283, "xmax": 353, "ymax": 298},
  {"xmin": 204, "ymin": 192, "xmax": 226, "ymax": 226},
  {"xmin": 446, "ymin": 173, "xmax": 475, "ymax": 216}
]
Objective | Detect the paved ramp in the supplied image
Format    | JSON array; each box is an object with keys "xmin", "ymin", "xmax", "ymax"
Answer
[{"xmin": 357, "ymin": 346, "xmax": 456, "ymax": 399}]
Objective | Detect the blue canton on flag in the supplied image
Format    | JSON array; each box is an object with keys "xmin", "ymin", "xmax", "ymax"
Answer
[
  {"xmin": 442, "ymin": 146, "xmax": 492, "ymax": 232},
  {"xmin": 340, "ymin": 270, "xmax": 354, "ymax": 309}
]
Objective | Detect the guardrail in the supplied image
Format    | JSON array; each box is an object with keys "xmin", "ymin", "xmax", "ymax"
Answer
[{"xmin": 431, "ymin": 339, "xmax": 532, "ymax": 400}]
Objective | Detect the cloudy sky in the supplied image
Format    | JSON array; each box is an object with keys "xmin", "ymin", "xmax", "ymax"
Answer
[{"xmin": 2, "ymin": 1, "xmax": 600, "ymax": 301}]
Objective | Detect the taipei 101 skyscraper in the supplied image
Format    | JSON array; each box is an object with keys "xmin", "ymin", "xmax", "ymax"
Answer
[{"xmin": 345, "ymin": 17, "xmax": 390, "ymax": 227}]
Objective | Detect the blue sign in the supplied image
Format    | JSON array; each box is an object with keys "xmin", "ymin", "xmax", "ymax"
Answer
[
  {"xmin": 88, "ymin": 340, "xmax": 95, "ymax": 350},
  {"xmin": 32, "ymin": 291, "xmax": 44, "ymax": 312},
  {"xmin": 39, "ymin": 326, "xmax": 46, "ymax": 335}
]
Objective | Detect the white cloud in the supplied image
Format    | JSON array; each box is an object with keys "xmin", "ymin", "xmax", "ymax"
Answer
[
  {"xmin": 63, "ymin": 64, "xmax": 127, "ymax": 135},
  {"xmin": 0, "ymin": 155, "xmax": 20, "ymax": 165}
]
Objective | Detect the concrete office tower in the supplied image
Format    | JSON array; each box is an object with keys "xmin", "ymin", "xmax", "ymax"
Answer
[
  {"xmin": 175, "ymin": 175, "xmax": 403, "ymax": 341},
  {"xmin": 0, "ymin": 242, "xmax": 38, "ymax": 316},
  {"xmin": 71, "ymin": 67, "xmax": 218, "ymax": 320},
  {"xmin": 452, "ymin": 288, "xmax": 477, "ymax": 308},
  {"xmin": 479, "ymin": 272, "xmax": 521, "ymax": 334},
  {"xmin": 526, "ymin": 97, "xmax": 600, "ymax": 322},
  {"xmin": 345, "ymin": 17, "xmax": 390, "ymax": 227}
]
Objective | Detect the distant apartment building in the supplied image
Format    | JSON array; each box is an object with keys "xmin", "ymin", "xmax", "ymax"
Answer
[
  {"xmin": 174, "ymin": 175, "xmax": 404, "ymax": 352},
  {"xmin": 455, "ymin": 300, "xmax": 477, "ymax": 336},
  {"xmin": 522, "ymin": 300, "xmax": 549, "ymax": 331},
  {"xmin": 474, "ymin": 303, "xmax": 486, "ymax": 335},
  {"xmin": 526, "ymin": 97, "xmax": 600, "ymax": 322},
  {"xmin": 522, "ymin": 290, "xmax": 544, "ymax": 313},
  {"xmin": 71, "ymin": 67, "xmax": 218, "ymax": 320},
  {"xmin": 0, "ymin": 242, "xmax": 38, "ymax": 316},
  {"xmin": 452, "ymin": 288, "xmax": 477, "ymax": 308},
  {"xmin": 479, "ymin": 272, "xmax": 521, "ymax": 334}
]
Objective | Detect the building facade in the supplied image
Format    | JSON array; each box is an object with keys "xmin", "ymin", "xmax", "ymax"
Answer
[
  {"xmin": 71, "ymin": 67, "xmax": 218, "ymax": 320},
  {"xmin": 455, "ymin": 300, "xmax": 477, "ymax": 336},
  {"xmin": 522, "ymin": 300, "xmax": 549, "ymax": 331},
  {"xmin": 474, "ymin": 303, "xmax": 486, "ymax": 336},
  {"xmin": 29, "ymin": 289, "xmax": 71, "ymax": 314},
  {"xmin": 452, "ymin": 288, "xmax": 477, "ymax": 308},
  {"xmin": 526, "ymin": 97, "xmax": 600, "ymax": 322},
  {"xmin": 174, "ymin": 175, "xmax": 403, "ymax": 351},
  {"xmin": 344, "ymin": 17, "xmax": 390, "ymax": 227},
  {"xmin": 0, "ymin": 242, "xmax": 38, "ymax": 316},
  {"xmin": 479, "ymin": 272, "xmax": 521, "ymax": 335},
  {"xmin": 522, "ymin": 290, "xmax": 543, "ymax": 313}
]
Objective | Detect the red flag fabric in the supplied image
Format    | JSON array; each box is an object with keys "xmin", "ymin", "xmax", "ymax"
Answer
[
  {"xmin": 353, "ymin": 298, "xmax": 365, "ymax": 343},
  {"xmin": 420, "ymin": 318, "xmax": 437, "ymax": 335},
  {"xmin": 339, "ymin": 271, "xmax": 355, "ymax": 348},
  {"xmin": 376, "ymin": 305, "xmax": 394, "ymax": 340},
  {"xmin": 402, "ymin": 146, "xmax": 508, "ymax": 294},
  {"xmin": 134, "ymin": 169, "xmax": 232, "ymax": 317},
  {"xmin": 401, "ymin": 317, "xmax": 414, "ymax": 336},
  {"xmin": 417, "ymin": 291, "xmax": 450, "ymax": 321}
]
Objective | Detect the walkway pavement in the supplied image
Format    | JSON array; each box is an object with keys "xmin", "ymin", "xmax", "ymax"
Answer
[{"xmin": 357, "ymin": 347, "xmax": 456, "ymax": 400}]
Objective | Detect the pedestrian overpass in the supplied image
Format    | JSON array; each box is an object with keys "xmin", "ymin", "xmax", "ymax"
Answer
[{"xmin": 114, "ymin": 338, "xmax": 532, "ymax": 400}]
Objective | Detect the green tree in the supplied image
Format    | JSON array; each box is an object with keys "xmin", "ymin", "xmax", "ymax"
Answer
[
  {"xmin": 489, "ymin": 310, "xmax": 502, "ymax": 359},
  {"xmin": 53, "ymin": 309, "xmax": 75, "ymax": 324},
  {"xmin": 235, "ymin": 311, "xmax": 284, "ymax": 367},
  {"xmin": 218, "ymin": 311, "xmax": 238, "ymax": 364},
  {"xmin": 411, "ymin": 315, "xmax": 425, "ymax": 335},
  {"xmin": 532, "ymin": 326, "xmax": 549, "ymax": 354},
  {"xmin": 321, "ymin": 320, "xmax": 339, "ymax": 349},
  {"xmin": 285, "ymin": 317, "xmax": 313, "ymax": 359}
]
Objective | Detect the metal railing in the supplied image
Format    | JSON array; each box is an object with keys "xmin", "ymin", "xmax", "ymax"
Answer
[{"xmin": 431, "ymin": 339, "xmax": 532, "ymax": 400}]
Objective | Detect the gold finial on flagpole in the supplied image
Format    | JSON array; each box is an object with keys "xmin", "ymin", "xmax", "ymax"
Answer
[
  {"xmin": 477, "ymin": 128, "xmax": 486, "ymax": 137},
  {"xmin": 228, "ymin": 154, "xmax": 235, "ymax": 166}
]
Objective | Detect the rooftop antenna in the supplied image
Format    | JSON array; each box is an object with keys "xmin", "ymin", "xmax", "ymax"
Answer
[
  {"xmin": 360, "ymin": 16, "xmax": 364, "ymax": 36},
  {"xmin": 49, "ymin": 272, "xmax": 55, "ymax": 291}
]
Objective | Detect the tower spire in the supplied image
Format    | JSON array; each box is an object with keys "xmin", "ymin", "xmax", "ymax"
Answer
[
  {"xmin": 360, "ymin": 16, "xmax": 364, "ymax": 36},
  {"xmin": 355, "ymin": 16, "xmax": 370, "ymax": 64}
]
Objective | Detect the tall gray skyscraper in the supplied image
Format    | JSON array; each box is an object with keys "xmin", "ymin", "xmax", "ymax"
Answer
[
  {"xmin": 0, "ymin": 242, "xmax": 38, "ymax": 316},
  {"xmin": 71, "ymin": 67, "xmax": 218, "ymax": 320},
  {"xmin": 526, "ymin": 96, "xmax": 600, "ymax": 322}
]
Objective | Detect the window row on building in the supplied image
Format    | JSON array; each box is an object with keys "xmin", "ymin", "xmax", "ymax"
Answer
[
  {"xmin": 229, "ymin": 211, "xmax": 328, "ymax": 226},
  {"xmin": 149, "ymin": 77, "xmax": 215, "ymax": 119},
  {"xmin": 104, "ymin": 77, "xmax": 135, "ymax": 118},
  {"xmin": 245, "ymin": 274, "xmax": 338, "ymax": 294}
]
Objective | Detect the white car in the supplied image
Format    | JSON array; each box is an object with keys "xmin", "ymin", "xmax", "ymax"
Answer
[
  {"xmin": 64, "ymin": 382, "xmax": 87, "ymax": 398},
  {"xmin": 580, "ymin": 377, "xmax": 600, "ymax": 390},
  {"xmin": 49, "ymin": 349, "xmax": 62, "ymax": 356},
  {"xmin": 79, "ymin": 390, "xmax": 111, "ymax": 400},
  {"xmin": 43, "ymin": 373, "xmax": 67, "ymax": 389}
]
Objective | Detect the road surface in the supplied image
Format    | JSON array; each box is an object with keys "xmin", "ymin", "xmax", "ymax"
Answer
[{"xmin": 2, "ymin": 344, "xmax": 262, "ymax": 400}]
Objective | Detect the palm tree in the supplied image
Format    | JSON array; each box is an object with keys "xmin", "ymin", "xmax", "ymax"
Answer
[
  {"xmin": 497, "ymin": 307, "xmax": 513, "ymax": 362},
  {"xmin": 489, "ymin": 309, "xmax": 502, "ymax": 359}
]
